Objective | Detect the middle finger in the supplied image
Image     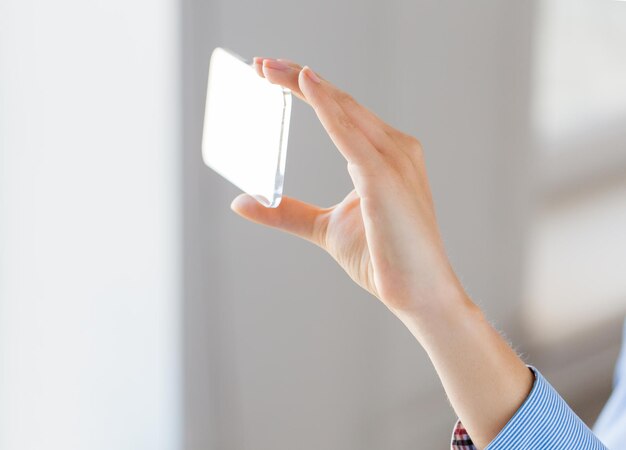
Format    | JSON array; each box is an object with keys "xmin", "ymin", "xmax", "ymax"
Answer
[{"xmin": 258, "ymin": 58, "xmax": 396, "ymax": 150}]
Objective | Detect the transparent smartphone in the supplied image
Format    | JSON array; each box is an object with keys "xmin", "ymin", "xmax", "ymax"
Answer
[{"xmin": 202, "ymin": 47, "xmax": 292, "ymax": 208}]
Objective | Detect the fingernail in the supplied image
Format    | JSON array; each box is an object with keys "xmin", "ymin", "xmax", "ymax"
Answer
[
  {"xmin": 263, "ymin": 59, "xmax": 291, "ymax": 71},
  {"xmin": 303, "ymin": 66, "xmax": 321, "ymax": 84}
]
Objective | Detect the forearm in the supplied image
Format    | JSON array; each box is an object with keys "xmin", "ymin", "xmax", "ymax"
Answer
[
  {"xmin": 237, "ymin": 57, "xmax": 609, "ymax": 450},
  {"xmin": 238, "ymin": 58, "xmax": 609, "ymax": 450},
  {"xmin": 396, "ymin": 284, "xmax": 534, "ymax": 450}
]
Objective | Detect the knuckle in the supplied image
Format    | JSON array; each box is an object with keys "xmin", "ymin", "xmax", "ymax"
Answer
[
  {"xmin": 388, "ymin": 150, "xmax": 413, "ymax": 173},
  {"xmin": 383, "ymin": 128, "xmax": 398, "ymax": 142},
  {"xmin": 396, "ymin": 133, "xmax": 423, "ymax": 156},
  {"xmin": 336, "ymin": 112, "xmax": 356, "ymax": 130},
  {"xmin": 347, "ymin": 161, "xmax": 363, "ymax": 177},
  {"xmin": 400, "ymin": 133, "xmax": 422, "ymax": 149},
  {"xmin": 398, "ymin": 132, "xmax": 419, "ymax": 147},
  {"xmin": 347, "ymin": 160, "xmax": 376, "ymax": 181},
  {"xmin": 336, "ymin": 91, "xmax": 357, "ymax": 106}
]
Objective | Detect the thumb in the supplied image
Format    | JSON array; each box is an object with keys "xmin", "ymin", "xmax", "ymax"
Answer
[{"xmin": 230, "ymin": 194, "xmax": 328, "ymax": 247}]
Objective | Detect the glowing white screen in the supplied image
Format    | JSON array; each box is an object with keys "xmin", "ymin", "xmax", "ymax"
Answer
[{"xmin": 202, "ymin": 47, "xmax": 292, "ymax": 208}]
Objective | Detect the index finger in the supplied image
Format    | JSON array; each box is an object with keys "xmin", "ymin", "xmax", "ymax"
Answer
[{"xmin": 297, "ymin": 66, "xmax": 381, "ymax": 167}]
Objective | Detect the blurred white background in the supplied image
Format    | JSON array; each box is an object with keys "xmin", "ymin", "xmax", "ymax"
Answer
[
  {"xmin": 0, "ymin": 1, "xmax": 181, "ymax": 449},
  {"xmin": 1, "ymin": 1, "xmax": 625, "ymax": 449}
]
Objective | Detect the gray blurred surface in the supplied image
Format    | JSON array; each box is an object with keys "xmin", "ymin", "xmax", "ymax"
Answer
[{"xmin": 181, "ymin": 2, "xmax": 535, "ymax": 449}]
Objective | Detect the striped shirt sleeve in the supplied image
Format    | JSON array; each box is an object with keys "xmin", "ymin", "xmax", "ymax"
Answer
[{"xmin": 450, "ymin": 366, "xmax": 609, "ymax": 450}]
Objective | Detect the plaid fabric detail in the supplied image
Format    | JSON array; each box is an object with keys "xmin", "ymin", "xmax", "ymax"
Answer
[{"xmin": 451, "ymin": 419, "xmax": 477, "ymax": 450}]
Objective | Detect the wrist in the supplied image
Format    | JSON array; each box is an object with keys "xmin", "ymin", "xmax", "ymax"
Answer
[{"xmin": 393, "ymin": 278, "xmax": 481, "ymax": 343}]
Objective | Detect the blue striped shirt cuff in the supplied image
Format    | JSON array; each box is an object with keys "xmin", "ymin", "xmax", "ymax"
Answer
[{"xmin": 451, "ymin": 366, "xmax": 609, "ymax": 449}]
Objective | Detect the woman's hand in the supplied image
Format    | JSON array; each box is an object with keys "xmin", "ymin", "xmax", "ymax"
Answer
[
  {"xmin": 231, "ymin": 57, "xmax": 464, "ymax": 319},
  {"xmin": 231, "ymin": 57, "xmax": 535, "ymax": 450}
]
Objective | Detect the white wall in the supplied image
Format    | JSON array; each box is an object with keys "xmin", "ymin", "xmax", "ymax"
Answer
[{"xmin": 0, "ymin": 1, "xmax": 181, "ymax": 449}]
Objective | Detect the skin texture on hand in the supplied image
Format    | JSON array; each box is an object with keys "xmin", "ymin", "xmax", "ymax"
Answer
[
  {"xmin": 233, "ymin": 57, "xmax": 461, "ymax": 319},
  {"xmin": 230, "ymin": 57, "xmax": 534, "ymax": 450}
]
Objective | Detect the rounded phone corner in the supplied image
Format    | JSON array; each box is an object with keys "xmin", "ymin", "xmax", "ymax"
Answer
[
  {"xmin": 210, "ymin": 47, "xmax": 248, "ymax": 65},
  {"xmin": 252, "ymin": 193, "xmax": 282, "ymax": 208}
]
